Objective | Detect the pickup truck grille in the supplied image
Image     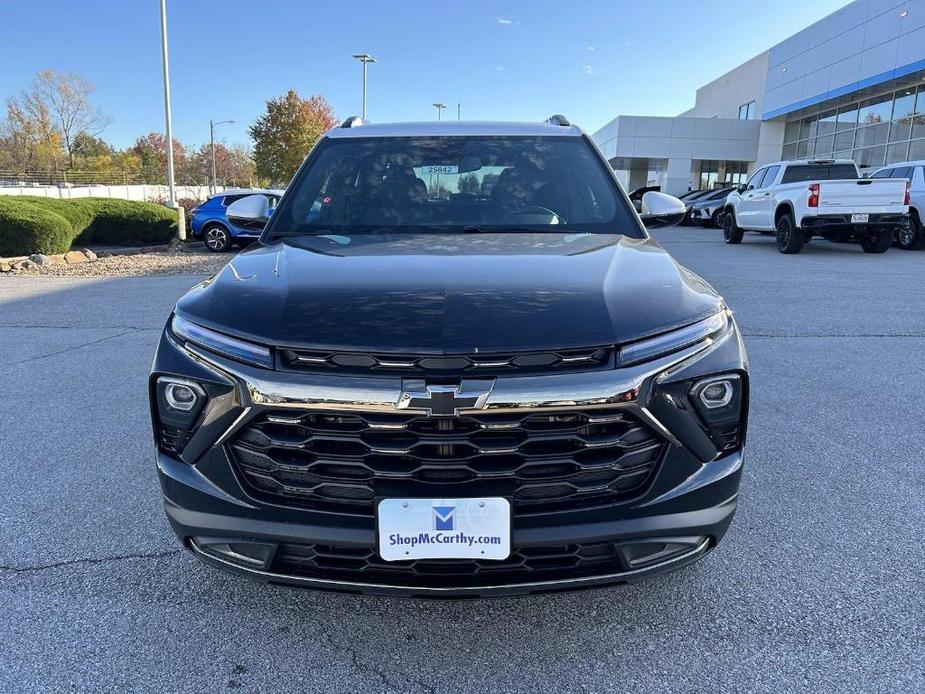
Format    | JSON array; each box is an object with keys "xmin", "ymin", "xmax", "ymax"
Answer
[
  {"xmin": 228, "ymin": 407, "xmax": 664, "ymax": 516},
  {"xmin": 271, "ymin": 541, "xmax": 628, "ymax": 588},
  {"xmin": 279, "ymin": 346, "xmax": 613, "ymax": 376}
]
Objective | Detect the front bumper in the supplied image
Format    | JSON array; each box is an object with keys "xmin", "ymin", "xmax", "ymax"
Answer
[{"xmin": 151, "ymin": 314, "xmax": 749, "ymax": 597}]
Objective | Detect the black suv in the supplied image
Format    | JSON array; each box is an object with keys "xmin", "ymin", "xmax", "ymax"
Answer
[{"xmin": 150, "ymin": 116, "xmax": 749, "ymax": 597}]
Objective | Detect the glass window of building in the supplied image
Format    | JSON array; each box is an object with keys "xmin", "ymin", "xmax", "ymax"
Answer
[
  {"xmin": 836, "ymin": 105, "xmax": 858, "ymax": 131},
  {"xmin": 855, "ymin": 123, "xmax": 889, "ymax": 148},
  {"xmin": 886, "ymin": 141, "xmax": 910, "ymax": 164},
  {"xmin": 834, "ymin": 130, "xmax": 856, "ymax": 151},
  {"xmin": 799, "ymin": 117, "xmax": 817, "ymax": 141},
  {"xmin": 893, "ymin": 90, "xmax": 916, "ymax": 120},
  {"xmin": 853, "ymin": 146, "xmax": 886, "ymax": 169},
  {"xmin": 909, "ymin": 139, "xmax": 925, "ymax": 160},
  {"xmin": 858, "ymin": 95, "xmax": 893, "ymax": 126},
  {"xmin": 815, "ymin": 135, "xmax": 835, "ymax": 155},
  {"xmin": 817, "ymin": 110, "xmax": 837, "ymax": 136},
  {"xmin": 724, "ymin": 161, "xmax": 748, "ymax": 186},
  {"xmin": 783, "ymin": 121, "xmax": 801, "ymax": 143},
  {"xmin": 738, "ymin": 101, "xmax": 756, "ymax": 120},
  {"xmin": 915, "ymin": 89, "xmax": 925, "ymax": 115}
]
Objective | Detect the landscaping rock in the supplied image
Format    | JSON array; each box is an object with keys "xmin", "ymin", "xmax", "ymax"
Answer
[
  {"xmin": 63, "ymin": 250, "xmax": 89, "ymax": 265},
  {"xmin": 81, "ymin": 249, "xmax": 98, "ymax": 261},
  {"xmin": 12, "ymin": 259, "xmax": 37, "ymax": 271},
  {"xmin": 0, "ymin": 261, "xmax": 12, "ymax": 273},
  {"xmin": 28, "ymin": 254, "xmax": 51, "ymax": 266}
]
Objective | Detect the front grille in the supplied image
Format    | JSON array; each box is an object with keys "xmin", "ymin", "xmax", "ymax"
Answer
[
  {"xmin": 228, "ymin": 407, "xmax": 665, "ymax": 516},
  {"xmin": 279, "ymin": 346, "xmax": 613, "ymax": 376},
  {"xmin": 271, "ymin": 541, "xmax": 628, "ymax": 588}
]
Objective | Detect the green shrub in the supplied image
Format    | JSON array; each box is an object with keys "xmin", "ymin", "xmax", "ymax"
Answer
[
  {"xmin": 0, "ymin": 197, "xmax": 179, "ymax": 256},
  {"xmin": 13, "ymin": 196, "xmax": 96, "ymax": 238},
  {"xmin": 75, "ymin": 199, "xmax": 178, "ymax": 245},
  {"xmin": 0, "ymin": 198, "xmax": 73, "ymax": 256}
]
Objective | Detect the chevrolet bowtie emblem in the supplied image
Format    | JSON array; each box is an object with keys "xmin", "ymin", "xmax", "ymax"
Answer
[{"xmin": 397, "ymin": 380, "xmax": 494, "ymax": 416}]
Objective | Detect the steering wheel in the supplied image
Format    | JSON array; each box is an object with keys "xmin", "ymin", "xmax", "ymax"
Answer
[{"xmin": 505, "ymin": 205, "xmax": 566, "ymax": 225}]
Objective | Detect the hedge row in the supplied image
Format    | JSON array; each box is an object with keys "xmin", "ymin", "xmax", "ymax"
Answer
[{"xmin": 0, "ymin": 196, "xmax": 179, "ymax": 257}]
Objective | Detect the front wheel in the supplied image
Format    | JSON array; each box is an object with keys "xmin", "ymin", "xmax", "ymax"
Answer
[
  {"xmin": 711, "ymin": 208, "xmax": 725, "ymax": 229},
  {"xmin": 204, "ymin": 224, "xmax": 231, "ymax": 252},
  {"xmin": 723, "ymin": 211, "xmax": 744, "ymax": 244},
  {"xmin": 897, "ymin": 212, "xmax": 925, "ymax": 250},
  {"xmin": 776, "ymin": 213, "xmax": 804, "ymax": 254},
  {"xmin": 860, "ymin": 230, "xmax": 892, "ymax": 253}
]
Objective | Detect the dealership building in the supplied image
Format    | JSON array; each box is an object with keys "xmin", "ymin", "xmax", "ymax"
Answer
[{"xmin": 593, "ymin": 0, "xmax": 925, "ymax": 195}]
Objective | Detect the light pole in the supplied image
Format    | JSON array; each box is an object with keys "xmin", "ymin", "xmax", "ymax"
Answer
[
  {"xmin": 352, "ymin": 53, "xmax": 376, "ymax": 119},
  {"xmin": 159, "ymin": 0, "xmax": 184, "ymax": 239},
  {"xmin": 457, "ymin": 103, "xmax": 461, "ymax": 121},
  {"xmin": 210, "ymin": 119, "xmax": 234, "ymax": 194},
  {"xmin": 433, "ymin": 103, "xmax": 447, "ymax": 121}
]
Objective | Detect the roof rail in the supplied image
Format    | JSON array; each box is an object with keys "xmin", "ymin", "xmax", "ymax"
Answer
[
  {"xmin": 545, "ymin": 114, "xmax": 571, "ymax": 127},
  {"xmin": 340, "ymin": 116, "xmax": 364, "ymax": 128}
]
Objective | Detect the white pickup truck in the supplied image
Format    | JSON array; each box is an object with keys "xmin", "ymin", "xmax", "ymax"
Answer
[{"xmin": 722, "ymin": 159, "xmax": 909, "ymax": 254}]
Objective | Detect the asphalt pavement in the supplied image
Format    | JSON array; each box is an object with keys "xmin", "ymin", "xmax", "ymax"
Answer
[{"xmin": 1, "ymin": 228, "xmax": 923, "ymax": 693}]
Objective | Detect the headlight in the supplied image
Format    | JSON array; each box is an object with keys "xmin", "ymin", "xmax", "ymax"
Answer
[
  {"xmin": 154, "ymin": 376, "xmax": 207, "ymax": 456},
  {"xmin": 171, "ymin": 314, "xmax": 273, "ymax": 368},
  {"xmin": 617, "ymin": 310, "xmax": 728, "ymax": 367}
]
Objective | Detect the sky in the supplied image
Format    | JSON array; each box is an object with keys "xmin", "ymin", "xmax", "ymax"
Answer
[{"xmin": 0, "ymin": 0, "xmax": 854, "ymax": 151}]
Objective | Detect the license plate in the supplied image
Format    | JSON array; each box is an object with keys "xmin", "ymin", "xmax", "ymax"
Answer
[
  {"xmin": 377, "ymin": 498, "xmax": 511, "ymax": 561},
  {"xmin": 851, "ymin": 213, "xmax": 869, "ymax": 224}
]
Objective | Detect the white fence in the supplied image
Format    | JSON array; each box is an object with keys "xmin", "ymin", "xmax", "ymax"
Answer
[{"xmin": 0, "ymin": 184, "xmax": 224, "ymax": 202}]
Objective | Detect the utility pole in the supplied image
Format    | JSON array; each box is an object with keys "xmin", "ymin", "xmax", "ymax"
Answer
[
  {"xmin": 159, "ymin": 0, "xmax": 184, "ymax": 240},
  {"xmin": 433, "ymin": 103, "xmax": 447, "ymax": 121},
  {"xmin": 457, "ymin": 103, "xmax": 461, "ymax": 121},
  {"xmin": 352, "ymin": 54, "xmax": 376, "ymax": 119},
  {"xmin": 209, "ymin": 119, "xmax": 234, "ymax": 194}
]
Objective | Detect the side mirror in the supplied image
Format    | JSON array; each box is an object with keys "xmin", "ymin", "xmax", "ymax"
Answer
[
  {"xmin": 639, "ymin": 191, "xmax": 686, "ymax": 229},
  {"xmin": 737, "ymin": 185, "xmax": 747, "ymax": 193},
  {"xmin": 226, "ymin": 194, "xmax": 271, "ymax": 232}
]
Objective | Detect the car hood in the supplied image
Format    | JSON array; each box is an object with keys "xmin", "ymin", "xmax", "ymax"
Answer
[{"xmin": 175, "ymin": 233, "xmax": 723, "ymax": 353}]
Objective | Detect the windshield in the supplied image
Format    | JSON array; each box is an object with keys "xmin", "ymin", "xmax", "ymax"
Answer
[{"xmin": 268, "ymin": 135, "xmax": 640, "ymax": 237}]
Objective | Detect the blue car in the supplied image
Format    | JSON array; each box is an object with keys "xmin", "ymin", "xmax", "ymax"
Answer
[{"xmin": 190, "ymin": 188, "xmax": 285, "ymax": 252}]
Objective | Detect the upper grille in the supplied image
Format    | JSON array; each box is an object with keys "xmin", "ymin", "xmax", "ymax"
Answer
[
  {"xmin": 228, "ymin": 407, "xmax": 665, "ymax": 516},
  {"xmin": 279, "ymin": 346, "xmax": 613, "ymax": 376}
]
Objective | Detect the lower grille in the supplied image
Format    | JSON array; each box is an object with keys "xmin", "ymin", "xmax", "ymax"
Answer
[
  {"xmin": 272, "ymin": 541, "xmax": 628, "ymax": 588},
  {"xmin": 228, "ymin": 407, "xmax": 665, "ymax": 516}
]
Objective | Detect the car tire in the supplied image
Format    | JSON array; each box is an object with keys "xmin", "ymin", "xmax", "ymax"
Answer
[
  {"xmin": 204, "ymin": 224, "xmax": 231, "ymax": 252},
  {"xmin": 860, "ymin": 230, "xmax": 892, "ymax": 254},
  {"xmin": 710, "ymin": 208, "xmax": 725, "ymax": 228},
  {"xmin": 776, "ymin": 213, "xmax": 803, "ymax": 254},
  {"xmin": 723, "ymin": 211, "xmax": 744, "ymax": 244},
  {"xmin": 897, "ymin": 211, "xmax": 925, "ymax": 250}
]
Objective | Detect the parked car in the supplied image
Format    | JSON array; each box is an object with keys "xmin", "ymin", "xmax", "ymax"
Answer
[
  {"xmin": 677, "ymin": 189, "xmax": 715, "ymax": 225},
  {"xmin": 869, "ymin": 161, "xmax": 925, "ymax": 249},
  {"xmin": 149, "ymin": 115, "xmax": 749, "ymax": 597},
  {"xmin": 723, "ymin": 159, "xmax": 909, "ymax": 254},
  {"xmin": 190, "ymin": 188, "xmax": 286, "ymax": 252},
  {"xmin": 689, "ymin": 187, "xmax": 736, "ymax": 228}
]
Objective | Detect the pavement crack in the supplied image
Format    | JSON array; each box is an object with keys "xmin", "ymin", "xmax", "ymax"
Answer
[
  {"xmin": 0, "ymin": 549, "xmax": 183, "ymax": 575},
  {"xmin": 0, "ymin": 328, "xmax": 144, "ymax": 366}
]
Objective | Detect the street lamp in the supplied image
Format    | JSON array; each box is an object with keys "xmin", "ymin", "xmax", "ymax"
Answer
[
  {"xmin": 352, "ymin": 53, "xmax": 376, "ymax": 119},
  {"xmin": 433, "ymin": 103, "xmax": 447, "ymax": 121},
  {"xmin": 158, "ymin": 0, "xmax": 184, "ymax": 239},
  {"xmin": 209, "ymin": 119, "xmax": 234, "ymax": 194}
]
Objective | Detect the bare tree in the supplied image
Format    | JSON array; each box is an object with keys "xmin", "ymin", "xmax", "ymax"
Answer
[{"xmin": 24, "ymin": 69, "xmax": 111, "ymax": 168}]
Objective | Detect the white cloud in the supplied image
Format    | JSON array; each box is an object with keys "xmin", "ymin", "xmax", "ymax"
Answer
[
  {"xmin": 583, "ymin": 64, "xmax": 596, "ymax": 75},
  {"xmin": 587, "ymin": 45, "xmax": 596, "ymax": 51},
  {"xmin": 498, "ymin": 17, "xmax": 513, "ymax": 24},
  {"xmin": 495, "ymin": 66, "xmax": 505, "ymax": 71}
]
